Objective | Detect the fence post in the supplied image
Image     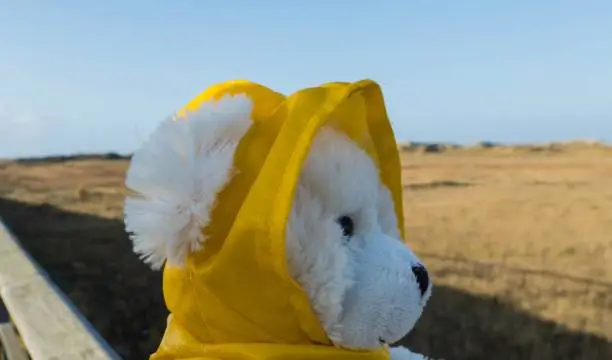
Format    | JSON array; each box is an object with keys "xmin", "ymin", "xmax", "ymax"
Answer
[{"xmin": 0, "ymin": 220, "xmax": 122, "ymax": 360}]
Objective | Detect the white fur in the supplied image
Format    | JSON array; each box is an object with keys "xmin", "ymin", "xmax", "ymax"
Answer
[
  {"xmin": 388, "ymin": 346, "xmax": 435, "ymax": 360},
  {"xmin": 286, "ymin": 128, "xmax": 432, "ymax": 351},
  {"xmin": 123, "ymin": 97, "xmax": 434, "ymax": 359},
  {"xmin": 124, "ymin": 94, "xmax": 253, "ymax": 269}
]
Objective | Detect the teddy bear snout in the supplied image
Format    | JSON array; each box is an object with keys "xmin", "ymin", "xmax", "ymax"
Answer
[{"xmin": 411, "ymin": 264, "xmax": 429, "ymax": 297}]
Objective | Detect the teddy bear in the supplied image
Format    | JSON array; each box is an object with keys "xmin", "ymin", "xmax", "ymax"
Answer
[{"xmin": 123, "ymin": 79, "xmax": 435, "ymax": 360}]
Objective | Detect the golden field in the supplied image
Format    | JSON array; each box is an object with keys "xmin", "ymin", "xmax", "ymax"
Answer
[{"xmin": 0, "ymin": 142, "xmax": 611, "ymax": 360}]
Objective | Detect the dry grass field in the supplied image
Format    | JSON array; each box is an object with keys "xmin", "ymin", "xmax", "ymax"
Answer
[{"xmin": 0, "ymin": 142, "xmax": 611, "ymax": 360}]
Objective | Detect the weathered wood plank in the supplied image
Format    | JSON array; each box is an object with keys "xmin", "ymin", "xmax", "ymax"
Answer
[
  {"xmin": 0, "ymin": 220, "xmax": 121, "ymax": 360},
  {"xmin": 0, "ymin": 322, "xmax": 29, "ymax": 360}
]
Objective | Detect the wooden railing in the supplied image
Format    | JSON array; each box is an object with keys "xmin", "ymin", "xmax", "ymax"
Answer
[{"xmin": 0, "ymin": 220, "xmax": 121, "ymax": 360}]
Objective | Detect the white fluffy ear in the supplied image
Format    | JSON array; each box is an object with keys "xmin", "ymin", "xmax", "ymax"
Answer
[{"xmin": 124, "ymin": 94, "xmax": 253, "ymax": 270}]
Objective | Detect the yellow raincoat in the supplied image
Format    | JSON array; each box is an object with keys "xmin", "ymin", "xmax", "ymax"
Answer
[{"xmin": 152, "ymin": 80, "xmax": 405, "ymax": 360}]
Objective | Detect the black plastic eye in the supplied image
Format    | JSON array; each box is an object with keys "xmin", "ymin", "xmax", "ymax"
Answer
[
  {"xmin": 411, "ymin": 265, "xmax": 429, "ymax": 297},
  {"xmin": 337, "ymin": 215, "xmax": 354, "ymax": 238}
]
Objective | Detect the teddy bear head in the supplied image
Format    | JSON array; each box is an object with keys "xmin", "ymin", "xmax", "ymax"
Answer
[{"xmin": 124, "ymin": 80, "xmax": 432, "ymax": 359}]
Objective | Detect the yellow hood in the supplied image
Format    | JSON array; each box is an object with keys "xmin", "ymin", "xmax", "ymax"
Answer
[{"xmin": 151, "ymin": 80, "xmax": 405, "ymax": 360}]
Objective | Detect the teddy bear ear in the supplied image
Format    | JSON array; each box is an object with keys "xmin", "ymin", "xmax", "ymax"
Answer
[{"xmin": 123, "ymin": 94, "xmax": 253, "ymax": 270}]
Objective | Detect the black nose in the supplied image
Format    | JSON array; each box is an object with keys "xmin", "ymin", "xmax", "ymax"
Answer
[{"xmin": 411, "ymin": 265, "xmax": 429, "ymax": 297}]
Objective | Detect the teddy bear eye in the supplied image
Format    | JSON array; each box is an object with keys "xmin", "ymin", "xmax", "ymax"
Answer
[{"xmin": 337, "ymin": 215, "xmax": 355, "ymax": 238}]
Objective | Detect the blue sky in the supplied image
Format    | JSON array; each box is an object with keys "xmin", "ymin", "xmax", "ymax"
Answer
[{"xmin": 1, "ymin": 1, "xmax": 611, "ymax": 158}]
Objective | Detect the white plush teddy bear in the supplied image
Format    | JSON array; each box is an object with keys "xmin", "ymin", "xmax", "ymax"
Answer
[{"xmin": 124, "ymin": 80, "xmax": 435, "ymax": 360}]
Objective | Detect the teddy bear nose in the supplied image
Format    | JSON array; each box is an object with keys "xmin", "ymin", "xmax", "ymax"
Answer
[{"xmin": 411, "ymin": 265, "xmax": 429, "ymax": 297}]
